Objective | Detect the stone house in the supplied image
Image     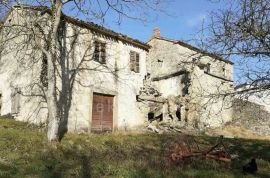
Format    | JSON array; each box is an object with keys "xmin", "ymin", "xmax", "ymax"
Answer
[
  {"xmin": 142, "ymin": 29, "xmax": 234, "ymax": 129},
  {"xmin": 0, "ymin": 5, "xmax": 234, "ymax": 132}
]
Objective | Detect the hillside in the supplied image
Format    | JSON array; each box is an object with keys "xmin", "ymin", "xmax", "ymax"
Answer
[{"xmin": 0, "ymin": 117, "xmax": 269, "ymax": 178}]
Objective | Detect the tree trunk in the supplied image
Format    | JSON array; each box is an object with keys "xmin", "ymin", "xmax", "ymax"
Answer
[{"xmin": 47, "ymin": 0, "xmax": 63, "ymax": 142}]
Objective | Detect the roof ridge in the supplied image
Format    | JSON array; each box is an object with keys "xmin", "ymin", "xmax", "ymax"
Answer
[
  {"xmin": 8, "ymin": 4, "xmax": 150, "ymax": 50},
  {"xmin": 150, "ymin": 36, "xmax": 233, "ymax": 64}
]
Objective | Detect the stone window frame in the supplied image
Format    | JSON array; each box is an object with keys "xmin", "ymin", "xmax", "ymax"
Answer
[{"xmin": 93, "ymin": 40, "xmax": 106, "ymax": 64}]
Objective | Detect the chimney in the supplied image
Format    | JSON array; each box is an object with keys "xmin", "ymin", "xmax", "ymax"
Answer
[{"xmin": 153, "ymin": 28, "xmax": 160, "ymax": 38}]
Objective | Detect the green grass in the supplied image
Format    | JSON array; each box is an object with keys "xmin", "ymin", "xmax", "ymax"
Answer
[{"xmin": 0, "ymin": 117, "xmax": 269, "ymax": 178}]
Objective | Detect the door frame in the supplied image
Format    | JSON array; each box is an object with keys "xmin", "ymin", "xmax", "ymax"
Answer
[{"xmin": 89, "ymin": 91, "xmax": 118, "ymax": 132}]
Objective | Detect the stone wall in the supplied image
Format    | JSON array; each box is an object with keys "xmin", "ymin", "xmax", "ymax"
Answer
[
  {"xmin": 232, "ymin": 98, "xmax": 270, "ymax": 135},
  {"xmin": 0, "ymin": 7, "xmax": 148, "ymax": 132},
  {"xmin": 146, "ymin": 37, "xmax": 234, "ymax": 129}
]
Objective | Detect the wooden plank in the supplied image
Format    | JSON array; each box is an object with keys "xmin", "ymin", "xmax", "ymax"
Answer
[{"xmin": 91, "ymin": 93, "xmax": 114, "ymax": 132}]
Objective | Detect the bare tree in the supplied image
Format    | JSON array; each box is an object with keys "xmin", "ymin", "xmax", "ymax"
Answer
[
  {"xmin": 0, "ymin": 0, "xmax": 167, "ymax": 142},
  {"xmin": 203, "ymin": 0, "xmax": 270, "ymax": 94}
]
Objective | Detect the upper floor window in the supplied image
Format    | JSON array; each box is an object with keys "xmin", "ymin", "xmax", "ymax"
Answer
[
  {"xmin": 223, "ymin": 66, "xmax": 227, "ymax": 78},
  {"xmin": 130, "ymin": 51, "xmax": 140, "ymax": 73},
  {"xmin": 205, "ymin": 63, "xmax": 211, "ymax": 73},
  {"xmin": 192, "ymin": 57, "xmax": 198, "ymax": 63},
  {"xmin": 94, "ymin": 41, "xmax": 106, "ymax": 64}
]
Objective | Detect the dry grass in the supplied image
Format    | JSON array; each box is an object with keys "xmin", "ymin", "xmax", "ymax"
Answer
[
  {"xmin": 207, "ymin": 125, "xmax": 270, "ymax": 141},
  {"xmin": 0, "ymin": 117, "xmax": 269, "ymax": 178}
]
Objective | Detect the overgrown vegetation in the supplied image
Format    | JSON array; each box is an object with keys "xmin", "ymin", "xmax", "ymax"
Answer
[{"xmin": 0, "ymin": 117, "xmax": 269, "ymax": 178}]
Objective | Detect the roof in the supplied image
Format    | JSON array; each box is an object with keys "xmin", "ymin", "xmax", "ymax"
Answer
[
  {"xmin": 149, "ymin": 36, "xmax": 234, "ymax": 65},
  {"xmin": 3, "ymin": 4, "xmax": 150, "ymax": 51}
]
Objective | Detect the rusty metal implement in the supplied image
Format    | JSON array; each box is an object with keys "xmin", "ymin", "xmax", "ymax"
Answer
[{"xmin": 170, "ymin": 135, "xmax": 231, "ymax": 164}]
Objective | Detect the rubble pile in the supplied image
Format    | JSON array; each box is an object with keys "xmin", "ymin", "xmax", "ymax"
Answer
[{"xmin": 137, "ymin": 75, "xmax": 189, "ymax": 133}]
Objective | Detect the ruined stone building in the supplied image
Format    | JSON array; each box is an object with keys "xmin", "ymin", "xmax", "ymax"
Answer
[
  {"xmin": 0, "ymin": 5, "xmax": 234, "ymax": 133},
  {"xmin": 139, "ymin": 29, "xmax": 234, "ymax": 130}
]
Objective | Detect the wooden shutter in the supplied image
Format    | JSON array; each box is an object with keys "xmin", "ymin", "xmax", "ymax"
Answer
[
  {"xmin": 130, "ymin": 51, "xmax": 135, "ymax": 72},
  {"xmin": 135, "ymin": 53, "xmax": 140, "ymax": 73},
  {"xmin": 130, "ymin": 51, "xmax": 139, "ymax": 73},
  {"xmin": 100, "ymin": 43, "xmax": 106, "ymax": 64},
  {"xmin": 94, "ymin": 41, "xmax": 106, "ymax": 63},
  {"xmin": 94, "ymin": 41, "xmax": 100, "ymax": 61}
]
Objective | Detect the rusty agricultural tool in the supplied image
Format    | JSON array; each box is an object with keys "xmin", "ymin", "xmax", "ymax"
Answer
[{"xmin": 170, "ymin": 135, "xmax": 231, "ymax": 164}]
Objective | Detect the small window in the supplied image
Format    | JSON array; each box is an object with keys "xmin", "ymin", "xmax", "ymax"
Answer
[
  {"xmin": 192, "ymin": 57, "xmax": 198, "ymax": 63},
  {"xmin": 223, "ymin": 66, "xmax": 227, "ymax": 78},
  {"xmin": 11, "ymin": 88, "xmax": 20, "ymax": 114},
  {"xmin": 130, "ymin": 51, "xmax": 140, "ymax": 73},
  {"xmin": 205, "ymin": 63, "xmax": 211, "ymax": 73},
  {"xmin": 94, "ymin": 41, "xmax": 106, "ymax": 64}
]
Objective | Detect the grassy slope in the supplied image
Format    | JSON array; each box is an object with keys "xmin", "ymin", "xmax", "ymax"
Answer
[{"xmin": 0, "ymin": 118, "xmax": 269, "ymax": 178}]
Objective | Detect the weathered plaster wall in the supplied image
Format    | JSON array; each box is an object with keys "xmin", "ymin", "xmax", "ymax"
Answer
[
  {"xmin": 0, "ymin": 8, "xmax": 148, "ymax": 132},
  {"xmin": 147, "ymin": 37, "xmax": 234, "ymax": 128},
  {"xmin": 66, "ymin": 27, "xmax": 147, "ymax": 131},
  {"xmin": 65, "ymin": 23, "xmax": 147, "ymax": 132},
  {"xmin": 0, "ymin": 7, "xmax": 235, "ymax": 133},
  {"xmin": 152, "ymin": 76, "xmax": 184, "ymax": 97},
  {"xmin": 0, "ymin": 8, "xmax": 48, "ymax": 125},
  {"xmin": 188, "ymin": 65, "xmax": 233, "ymax": 128}
]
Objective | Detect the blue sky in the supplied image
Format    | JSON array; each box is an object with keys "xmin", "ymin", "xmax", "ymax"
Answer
[
  {"xmin": 55, "ymin": 0, "xmax": 245, "ymax": 84},
  {"xmin": 99, "ymin": 0, "xmax": 225, "ymax": 43}
]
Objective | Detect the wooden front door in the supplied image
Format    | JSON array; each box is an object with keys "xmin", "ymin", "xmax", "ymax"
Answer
[{"xmin": 91, "ymin": 93, "xmax": 114, "ymax": 132}]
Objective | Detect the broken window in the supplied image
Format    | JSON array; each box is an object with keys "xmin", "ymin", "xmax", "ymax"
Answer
[
  {"xmin": 176, "ymin": 106, "xmax": 181, "ymax": 121},
  {"xmin": 130, "ymin": 51, "xmax": 140, "ymax": 73},
  {"xmin": 94, "ymin": 41, "xmax": 106, "ymax": 64},
  {"xmin": 184, "ymin": 108, "xmax": 189, "ymax": 122},
  {"xmin": 148, "ymin": 112, "xmax": 155, "ymax": 121},
  {"xmin": 181, "ymin": 73, "xmax": 190, "ymax": 96},
  {"xmin": 11, "ymin": 88, "xmax": 20, "ymax": 114}
]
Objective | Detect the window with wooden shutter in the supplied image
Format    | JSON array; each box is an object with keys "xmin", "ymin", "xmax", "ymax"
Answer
[
  {"xmin": 94, "ymin": 41, "xmax": 106, "ymax": 64},
  {"xmin": 130, "ymin": 51, "xmax": 140, "ymax": 73},
  {"xmin": 11, "ymin": 88, "xmax": 20, "ymax": 114}
]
